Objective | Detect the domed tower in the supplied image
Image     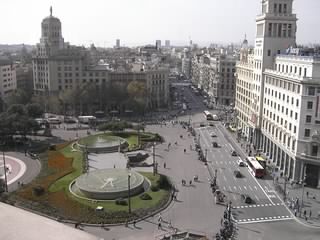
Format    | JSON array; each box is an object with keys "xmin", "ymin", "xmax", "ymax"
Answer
[
  {"xmin": 39, "ymin": 6, "xmax": 64, "ymax": 55},
  {"xmin": 240, "ymin": 34, "xmax": 249, "ymax": 63}
]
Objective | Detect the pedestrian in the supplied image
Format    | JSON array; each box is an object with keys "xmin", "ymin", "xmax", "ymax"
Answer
[
  {"xmin": 306, "ymin": 191, "xmax": 309, "ymax": 198},
  {"xmin": 184, "ymin": 149, "xmax": 186, "ymax": 153},
  {"xmin": 133, "ymin": 219, "xmax": 136, "ymax": 227},
  {"xmin": 294, "ymin": 209, "xmax": 297, "ymax": 217},
  {"xmin": 309, "ymin": 210, "xmax": 312, "ymax": 219},
  {"xmin": 189, "ymin": 180, "xmax": 192, "ymax": 185},
  {"xmin": 158, "ymin": 222, "xmax": 162, "ymax": 229},
  {"xmin": 304, "ymin": 209, "xmax": 307, "ymax": 217},
  {"xmin": 158, "ymin": 213, "xmax": 162, "ymax": 223},
  {"xmin": 164, "ymin": 162, "xmax": 166, "ymax": 169}
]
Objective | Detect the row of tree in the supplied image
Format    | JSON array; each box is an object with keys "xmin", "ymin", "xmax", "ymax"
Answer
[
  {"xmin": 0, "ymin": 103, "xmax": 43, "ymax": 144},
  {"xmin": 4, "ymin": 81, "xmax": 147, "ymax": 116}
]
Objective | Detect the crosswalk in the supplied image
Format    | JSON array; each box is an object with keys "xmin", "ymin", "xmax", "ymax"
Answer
[
  {"xmin": 233, "ymin": 203, "xmax": 284, "ymax": 209},
  {"xmin": 235, "ymin": 215, "xmax": 292, "ymax": 224}
]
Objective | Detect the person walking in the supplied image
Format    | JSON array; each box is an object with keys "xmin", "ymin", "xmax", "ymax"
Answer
[
  {"xmin": 309, "ymin": 210, "xmax": 312, "ymax": 219},
  {"xmin": 158, "ymin": 222, "xmax": 162, "ymax": 230},
  {"xmin": 164, "ymin": 162, "xmax": 166, "ymax": 169},
  {"xmin": 306, "ymin": 191, "xmax": 309, "ymax": 198}
]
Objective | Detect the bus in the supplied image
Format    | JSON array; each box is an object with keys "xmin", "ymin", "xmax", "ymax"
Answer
[
  {"xmin": 78, "ymin": 115, "xmax": 96, "ymax": 124},
  {"xmin": 204, "ymin": 110, "xmax": 213, "ymax": 121},
  {"xmin": 246, "ymin": 157, "xmax": 265, "ymax": 178},
  {"xmin": 255, "ymin": 156, "xmax": 267, "ymax": 169}
]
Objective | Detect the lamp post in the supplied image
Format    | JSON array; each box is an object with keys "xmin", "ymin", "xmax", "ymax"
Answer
[
  {"xmin": 283, "ymin": 176, "xmax": 288, "ymax": 202},
  {"xmin": 1, "ymin": 145, "xmax": 8, "ymax": 193},
  {"xmin": 205, "ymin": 149, "xmax": 208, "ymax": 162},
  {"xmin": 128, "ymin": 172, "xmax": 131, "ymax": 214},
  {"xmin": 301, "ymin": 164, "xmax": 307, "ymax": 208},
  {"xmin": 153, "ymin": 143, "xmax": 156, "ymax": 176}
]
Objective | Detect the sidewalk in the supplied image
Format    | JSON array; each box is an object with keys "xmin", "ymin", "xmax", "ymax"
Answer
[{"xmin": 222, "ymin": 124, "xmax": 320, "ymax": 228}]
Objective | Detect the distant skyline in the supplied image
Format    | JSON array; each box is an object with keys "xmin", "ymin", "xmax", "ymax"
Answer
[{"xmin": 1, "ymin": 0, "xmax": 320, "ymax": 47}]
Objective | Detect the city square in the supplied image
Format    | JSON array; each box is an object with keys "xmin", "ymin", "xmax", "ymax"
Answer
[{"xmin": 1, "ymin": 0, "xmax": 320, "ymax": 240}]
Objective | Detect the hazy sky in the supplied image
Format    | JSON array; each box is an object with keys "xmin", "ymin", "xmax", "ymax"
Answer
[{"xmin": 1, "ymin": 0, "xmax": 319, "ymax": 47}]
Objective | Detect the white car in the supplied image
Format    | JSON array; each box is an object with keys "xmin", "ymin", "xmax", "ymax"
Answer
[{"xmin": 237, "ymin": 158, "xmax": 246, "ymax": 167}]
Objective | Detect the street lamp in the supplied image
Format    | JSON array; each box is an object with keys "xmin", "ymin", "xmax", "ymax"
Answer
[
  {"xmin": 128, "ymin": 172, "xmax": 132, "ymax": 214},
  {"xmin": 153, "ymin": 143, "xmax": 156, "ymax": 176},
  {"xmin": 301, "ymin": 165, "xmax": 307, "ymax": 208},
  {"xmin": 1, "ymin": 150, "xmax": 8, "ymax": 192}
]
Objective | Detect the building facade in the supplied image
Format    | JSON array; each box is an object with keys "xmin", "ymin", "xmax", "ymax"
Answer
[
  {"xmin": 32, "ymin": 8, "xmax": 169, "ymax": 110},
  {"xmin": 0, "ymin": 58, "xmax": 17, "ymax": 103},
  {"xmin": 235, "ymin": 0, "xmax": 320, "ymax": 186},
  {"xmin": 191, "ymin": 53, "xmax": 237, "ymax": 106}
]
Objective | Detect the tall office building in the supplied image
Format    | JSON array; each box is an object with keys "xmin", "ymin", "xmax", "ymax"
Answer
[
  {"xmin": 116, "ymin": 39, "xmax": 120, "ymax": 48},
  {"xmin": 165, "ymin": 40, "xmax": 170, "ymax": 48},
  {"xmin": 235, "ymin": 0, "xmax": 320, "ymax": 186},
  {"xmin": 156, "ymin": 40, "xmax": 161, "ymax": 50}
]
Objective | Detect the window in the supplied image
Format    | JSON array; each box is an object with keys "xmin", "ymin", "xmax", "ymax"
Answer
[
  {"xmin": 306, "ymin": 115, "xmax": 312, "ymax": 123},
  {"xmin": 268, "ymin": 49, "xmax": 271, "ymax": 56},
  {"xmin": 296, "ymin": 99, "xmax": 299, "ymax": 107},
  {"xmin": 307, "ymin": 101, "xmax": 313, "ymax": 109},
  {"xmin": 308, "ymin": 87, "xmax": 316, "ymax": 96},
  {"xmin": 295, "ymin": 112, "xmax": 298, "ymax": 120},
  {"xmin": 294, "ymin": 126, "xmax": 297, "ymax": 134},
  {"xmin": 304, "ymin": 129, "xmax": 311, "ymax": 137},
  {"xmin": 284, "ymin": 4, "xmax": 287, "ymax": 13},
  {"xmin": 312, "ymin": 146, "xmax": 318, "ymax": 156}
]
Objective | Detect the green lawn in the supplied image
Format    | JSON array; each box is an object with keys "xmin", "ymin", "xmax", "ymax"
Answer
[
  {"xmin": 67, "ymin": 172, "xmax": 169, "ymax": 212},
  {"xmin": 49, "ymin": 145, "xmax": 83, "ymax": 192},
  {"xmin": 49, "ymin": 139, "xmax": 169, "ymax": 213}
]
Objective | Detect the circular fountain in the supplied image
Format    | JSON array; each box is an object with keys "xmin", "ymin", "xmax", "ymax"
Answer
[
  {"xmin": 77, "ymin": 134, "xmax": 128, "ymax": 153},
  {"xmin": 70, "ymin": 169, "xmax": 147, "ymax": 200}
]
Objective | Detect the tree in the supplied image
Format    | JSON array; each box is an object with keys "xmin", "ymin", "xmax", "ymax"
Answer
[
  {"xmin": 6, "ymin": 89, "xmax": 32, "ymax": 106},
  {"xmin": 26, "ymin": 103, "xmax": 44, "ymax": 118}
]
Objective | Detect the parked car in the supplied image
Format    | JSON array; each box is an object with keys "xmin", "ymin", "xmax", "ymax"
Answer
[
  {"xmin": 234, "ymin": 170, "xmax": 242, "ymax": 178},
  {"xmin": 200, "ymin": 123, "xmax": 205, "ymax": 127},
  {"xmin": 209, "ymin": 122, "xmax": 215, "ymax": 127},
  {"xmin": 241, "ymin": 194, "xmax": 253, "ymax": 204},
  {"xmin": 231, "ymin": 150, "xmax": 238, "ymax": 156},
  {"xmin": 212, "ymin": 142, "xmax": 219, "ymax": 148}
]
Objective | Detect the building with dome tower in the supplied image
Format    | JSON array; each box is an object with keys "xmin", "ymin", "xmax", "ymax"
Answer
[
  {"xmin": 32, "ymin": 7, "xmax": 169, "ymax": 110},
  {"xmin": 235, "ymin": 0, "xmax": 320, "ymax": 187}
]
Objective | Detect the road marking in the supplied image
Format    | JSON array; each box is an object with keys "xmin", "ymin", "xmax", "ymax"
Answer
[
  {"xmin": 218, "ymin": 125, "xmax": 275, "ymax": 204},
  {"xmin": 249, "ymin": 186, "xmax": 253, "ymax": 191},
  {"xmin": 228, "ymin": 143, "xmax": 234, "ymax": 151},
  {"xmin": 243, "ymin": 186, "xmax": 247, "ymax": 190},
  {"xmin": 255, "ymin": 195, "xmax": 260, "ymax": 201},
  {"xmin": 235, "ymin": 217, "xmax": 293, "ymax": 225},
  {"xmin": 247, "ymin": 167, "xmax": 275, "ymax": 204},
  {"xmin": 223, "ymin": 175, "xmax": 227, "ymax": 181},
  {"xmin": 223, "ymin": 186, "xmax": 226, "ymax": 191},
  {"xmin": 233, "ymin": 195, "xmax": 236, "ymax": 200},
  {"xmin": 229, "ymin": 186, "xmax": 232, "ymax": 191},
  {"xmin": 254, "ymin": 186, "xmax": 257, "ymax": 190},
  {"xmin": 238, "ymin": 186, "xmax": 242, "ymax": 191},
  {"xmin": 234, "ymin": 186, "xmax": 237, "ymax": 190}
]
